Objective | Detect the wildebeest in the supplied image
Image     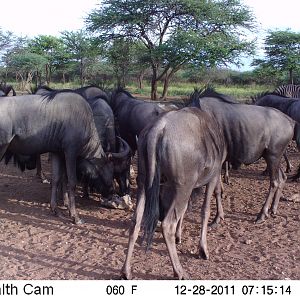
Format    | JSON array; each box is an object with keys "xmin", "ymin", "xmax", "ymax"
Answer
[
  {"xmin": 0, "ymin": 91, "xmax": 114, "ymax": 224},
  {"xmin": 85, "ymin": 95, "xmax": 131, "ymax": 196},
  {"xmin": 121, "ymin": 107, "xmax": 226, "ymax": 279},
  {"xmin": 0, "ymin": 82, "xmax": 16, "ymax": 96},
  {"xmin": 75, "ymin": 85, "xmax": 108, "ymax": 100},
  {"xmin": 35, "ymin": 85, "xmax": 108, "ymax": 101},
  {"xmin": 254, "ymin": 92, "xmax": 300, "ymax": 177},
  {"xmin": 254, "ymin": 93, "xmax": 300, "ymax": 122},
  {"xmin": 77, "ymin": 87, "xmax": 132, "ymax": 196},
  {"xmin": 190, "ymin": 88, "xmax": 299, "ymax": 224},
  {"xmin": 108, "ymin": 88, "xmax": 164, "ymax": 153},
  {"xmin": 35, "ymin": 85, "xmax": 132, "ymax": 196}
]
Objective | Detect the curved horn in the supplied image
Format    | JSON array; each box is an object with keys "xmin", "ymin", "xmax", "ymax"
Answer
[{"xmin": 110, "ymin": 136, "xmax": 131, "ymax": 159}]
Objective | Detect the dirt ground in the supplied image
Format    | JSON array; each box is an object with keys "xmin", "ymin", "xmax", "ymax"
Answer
[{"xmin": 0, "ymin": 146, "xmax": 299, "ymax": 280}]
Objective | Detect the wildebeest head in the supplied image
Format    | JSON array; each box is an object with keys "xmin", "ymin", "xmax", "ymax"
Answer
[
  {"xmin": 77, "ymin": 157, "xmax": 114, "ymax": 198},
  {"xmin": 77, "ymin": 137, "xmax": 131, "ymax": 197},
  {"xmin": 0, "ymin": 83, "xmax": 16, "ymax": 96},
  {"xmin": 109, "ymin": 136, "xmax": 132, "ymax": 196}
]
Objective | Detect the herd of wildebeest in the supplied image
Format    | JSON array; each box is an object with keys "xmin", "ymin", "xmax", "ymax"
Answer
[{"xmin": 0, "ymin": 82, "xmax": 299, "ymax": 279}]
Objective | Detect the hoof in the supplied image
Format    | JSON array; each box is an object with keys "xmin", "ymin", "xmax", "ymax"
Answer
[
  {"xmin": 270, "ymin": 211, "xmax": 277, "ymax": 218},
  {"xmin": 255, "ymin": 214, "xmax": 267, "ymax": 224},
  {"xmin": 120, "ymin": 270, "xmax": 132, "ymax": 280},
  {"xmin": 73, "ymin": 218, "xmax": 85, "ymax": 225},
  {"xmin": 176, "ymin": 271, "xmax": 190, "ymax": 280},
  {"xmin": 51, "ymin": 208, "xmax": 59, "ymax": 216},
  {"xmin": 42, "ymin": 179, "xmax": 51, "ymax": 184},
  {"xmin": 175, "ymin": 237, "xmax": 181, "ymax": 245},
  {"xmin": 209, "ymin": 216, "xmax": 223, "ymax": 229},
  {"xmin": 209, "ymin": 222, "xmax": 220, "ymax": 229},
  {"xmin": 199, "ymin": 248, "xmax": 209, "ymax": 260}
]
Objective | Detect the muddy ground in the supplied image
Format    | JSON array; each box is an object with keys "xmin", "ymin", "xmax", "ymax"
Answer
[{"xmin": 0, "ymin": 146, "xmax": 299, "ymax": 280}]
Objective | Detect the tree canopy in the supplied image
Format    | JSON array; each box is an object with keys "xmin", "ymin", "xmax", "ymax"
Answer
[
  {"xmin": 255, "ymin": 30, "xmax": 300, "ymax": 84},
  {"xmin": 61, "ymin": 30, "xmax": 102, "ymax": 86},
  {"xmin": 86, "ymin": 0, "xmax": 256, "ymax": 99}
]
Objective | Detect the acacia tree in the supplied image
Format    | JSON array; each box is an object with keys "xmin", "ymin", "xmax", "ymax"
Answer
[
  {"xmin": 107, "ymin": 38, "xmax": 134, "ymax": 87},
  {"xmin": 61, "ymin": 30, "xmax": 101, "ymax": 86},
  {"xmin": 106, "ymin": 39, "xmax": 150, "ymax": 88},
  {"xmin": 86, "ymin": 0, "xmax": 256, "ymax": 99},
  {"xmin": 258, "ymin": 30, "xmax": 300, "ymax": 84},
  {"xmin": 28, "ymin": 35, "xmax": 64, "ymax": 85},
  {"xmin": 6, "ymin": 51, "xmax": 47, "ymax": 91},
  {"xmin": 0, "ymin": 28, "xmax": 14, "ymax": 52},
  {"xmin": 0, "ymin": 28, "xmax": 20, "ymax": 81}
]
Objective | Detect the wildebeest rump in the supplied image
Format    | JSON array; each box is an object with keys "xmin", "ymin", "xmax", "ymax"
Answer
[
  {"xmin": 0, "ymin": 91, "xmax": 114, "ymax": 224},
  {"xmin": 254, "ymin": 93, "xmax": 300, "ymax": 177},
  {"xmin": 121, "ymin": 107, "xmax": 226, "ymax": 279},
  {"xmin": 190, "ymin": 88, "xmax": 299, "ymax": 223}
]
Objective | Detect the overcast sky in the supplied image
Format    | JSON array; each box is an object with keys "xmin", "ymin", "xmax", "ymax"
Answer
[
  {"xmin": 0, "ymin": 0, "xmax": 99, "ymax": 37},
  {"xmin": 0, "ymin": 0, "xmax": 299, "ymax": 70},
  {"xmin": 244, "ymin": 0, "xmax": 299, "ymax": 31},
  {"xmin": 1, "ymin": 0, "xmax": 299, "ymax": 37}
]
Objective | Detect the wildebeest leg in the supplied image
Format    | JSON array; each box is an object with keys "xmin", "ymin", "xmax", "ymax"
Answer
[
  {"xmin": 175, "ymin": 202, "xmax": 188, "ymax": 245},
  {"xmin": 161, "ymin": 186, "xmax": 192, "ymax": 279},
  {"xmin": 262, "ymin": 153, "xmax": 290, "ymax": 176},
  {"xmin": 210, "ymin": 179, "xmax": 224, "ymax": 228},
  {"xmin": 121, "ymin": 185, "xmax": 146, "ymax": 280},
  {"xmin": 62, "ymin": 171, "xmax": 70, "ymax": 208},
  {"xmin": 270, "ymin": 168, "xmax": 287, "ymax": 216},
  {"xmin": 223, "ymin": 161, "xmax": 230, "ymax": 184},
  {"xmin": 64, "ymin": 152, "xmax": 83, "ymax": 225},
  {"xmin": 283, "ymin": 152, "xmax": 292, "ymax": 173},
  {"xmin": 199, "ymin": 176, "xmax": 219, "ymax": 260},
  {"xmin": 81, "ymin": 183, "xmax": 89, "ymax": 200},
  {"xmin": 36, "ymin": 155, "xmax": 50, "ymax": 184},
  {"xmin": 50, "ymin": 153, "xmax": 63, "ymax": 216},
  {"xmin": 256, "ymin": 156, "xmax": 281, "ymax": 224}
]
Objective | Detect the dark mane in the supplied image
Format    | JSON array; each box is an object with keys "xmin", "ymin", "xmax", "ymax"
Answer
[
  {"xmin": 188, "ymin": 86, "xmax": 237, "ymax": 107},
  {"xmin": 112, "ymin": 87, "xmax": 135, "ymax": 99},
  {"xmin": 40, "ymin": 88, "xmax": 76, "ymax": 101},
  {"xmin": 77, "ymin": 85, "xmax": 101, "ymax": 90},
  {"xmin": 251, "ymin": 91, "xmax": 289, "ymax": 103},
  {"xmin": 37, "ymin": 85, "xmax": 55, "ymax": 92},
  {"xmin": 32, "ymin": 85, "xmax": 54, "ymax": 94}
]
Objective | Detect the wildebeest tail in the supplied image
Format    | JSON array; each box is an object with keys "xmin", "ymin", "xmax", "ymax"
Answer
[{"xmin": 141, "ymin": 123, "xmax": 164, "ymax": 251}]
